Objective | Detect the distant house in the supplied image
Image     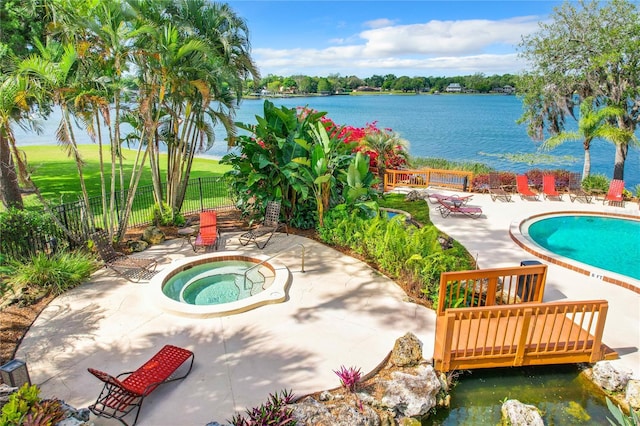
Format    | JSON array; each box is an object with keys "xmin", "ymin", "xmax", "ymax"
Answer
[
  {"xmin": 445, "ymin": 83, "xmax": 462, "ymax": 93},
  {"xmin": 491, "ymin": 85, "xmax": 516, "ymax": 94}
]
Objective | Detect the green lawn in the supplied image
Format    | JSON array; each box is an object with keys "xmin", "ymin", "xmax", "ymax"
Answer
[{"xmin": 19, "ymin": 145, "xmax": 231, "ymax": 208}]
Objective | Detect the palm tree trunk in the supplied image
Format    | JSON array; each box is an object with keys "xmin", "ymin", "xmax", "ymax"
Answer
[
  {"xmin": 582, "ymin": 148, "xmax": 591, "ymax": 179},
  {"xmin": 613, "ymin": 143, "xmax": 627, "ymax": 181},
  {"xmin": 0, "ymin": 129, "xmax": 24, "ymax": 209}
]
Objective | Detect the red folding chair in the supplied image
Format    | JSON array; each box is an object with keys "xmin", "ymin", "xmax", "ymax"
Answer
[
  {"xmin": 516, "ymin": 175, "xmax": 540, "ymax": 200},
  {"xmin": 542, "ymin": 175, "xmax": 563, "ymax": 200},
  {"xmin": 193, "ymin": 211, "xmax": 220, "ymax": 252},
  {"xmin": 604, "ymin": 179, "xmax": 625, "ymax": 206}
]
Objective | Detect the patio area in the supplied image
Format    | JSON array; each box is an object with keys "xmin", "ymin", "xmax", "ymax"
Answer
[{"xmin": 16, "ymin": 192, "xmax": 640, "ymax": 425}]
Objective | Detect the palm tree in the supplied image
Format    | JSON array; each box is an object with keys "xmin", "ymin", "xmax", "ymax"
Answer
[
  {"xmin": 363, "ymin": 129, "xmax": 409, "ymax": 185},
  {"xmin": 0, "ymin": 77, "xmax": 28, "ymax": 209},
  {"xmin": 542, "ymin": 97, "xmax": 635, "ymax": 180}
]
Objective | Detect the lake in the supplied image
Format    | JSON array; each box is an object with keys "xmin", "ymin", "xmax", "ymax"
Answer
[{"xmin": 14, "ymin": 94, "xmax": 640, "ymax": 187}]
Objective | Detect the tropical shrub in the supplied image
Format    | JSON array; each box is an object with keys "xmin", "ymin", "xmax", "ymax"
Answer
[
  {"xmin": 0, "ymin": 209, "xmax": 65, "ymax": 261},
  {"xmin": 471, "ymin": 171, "xmax": 516, "ymax": 192},
  {"xmin": 229, "ymin": 389, "xmax": 296, "ymax": 426},
  {"xmin": 581, "ymin": 173, "xmax": 611, "ymax": 193},
  {"xmin": 222, "ymin": 100, "xmax": 377, "ymax": 229},
  {"xmin": 8, "ymin": 250, "xmax": 99, "ymax": 300}
]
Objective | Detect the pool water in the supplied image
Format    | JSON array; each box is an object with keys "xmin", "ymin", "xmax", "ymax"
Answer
[
  {"xmin": 163, "ymin": 260, "xmax": 269, "ymax": 305},
  {"xmin": 429, "ymin": 365, "xmax": 611, "ymax": 425},
  {"xmin": 527, "ymin": 215, "xmax": 640, "ymax": 280}
]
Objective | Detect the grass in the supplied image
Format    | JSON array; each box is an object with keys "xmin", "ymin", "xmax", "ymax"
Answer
[{"xmin": 17, "ymin": 145, "xmax": 231, "ymax": 209}]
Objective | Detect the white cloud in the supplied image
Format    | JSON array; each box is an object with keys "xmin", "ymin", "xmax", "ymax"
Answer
[
  {"xmin": 363, "ymin": 18, "xmax": 396, "ymax": 29},
  {"xmin": 253, "ymin": 16, "xmax": 541, "ymax": 77}
]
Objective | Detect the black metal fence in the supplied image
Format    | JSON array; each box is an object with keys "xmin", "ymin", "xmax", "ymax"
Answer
[{"xmin": 1, "ymin": 176, "xmax": 234, "ymax": 260}]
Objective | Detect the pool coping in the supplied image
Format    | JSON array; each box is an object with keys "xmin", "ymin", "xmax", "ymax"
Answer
[
  {"xmin": 150, "ymin": 251, "xmax": 292, "ymax": 317},
  {"xmin": 510, "ymin": 211, "xmax": 640, "ymax": 294}
]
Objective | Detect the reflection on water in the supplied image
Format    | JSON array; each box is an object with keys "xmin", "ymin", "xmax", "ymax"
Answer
[{"xmin": 428, "ymin": 365, "xmax": 610, "ymax": 425}]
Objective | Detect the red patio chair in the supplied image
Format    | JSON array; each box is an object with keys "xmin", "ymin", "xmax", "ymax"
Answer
[
  {"xmin": 193, "ymin": 211, "xmax": 220, "ymax": 252},
  {"xmin": 88, "ymin": 344, "xmax": 194, "ymax": 426},
  {"xmin": 516, "ymin": 174, "xmax": 540, "ymax": 200},
  {"xmin": 542, "ymin": 175, "xmax": 563, "ymax": 200},
  {"xmin": 604, "ymin": 179, "xmax": 625, "ymax": 206}
]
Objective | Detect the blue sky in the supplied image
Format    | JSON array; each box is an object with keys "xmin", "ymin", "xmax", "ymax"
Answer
[{"xmin": 226, "ymin": 1, "xmax": 564, "ymax": 78}]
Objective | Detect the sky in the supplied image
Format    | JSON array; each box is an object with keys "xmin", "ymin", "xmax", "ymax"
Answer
[{"xmin": 226, "ymin": 0, "xmax": 565, "ymax": 78}]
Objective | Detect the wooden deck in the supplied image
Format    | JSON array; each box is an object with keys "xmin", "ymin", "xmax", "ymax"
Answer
[
  {"xmin": 383, "ymin": 169, "xmax": 474, "ymax": 192},
  {"xmin": 433, "ymin": 265, "xmax": 617, "ymax": 372}
]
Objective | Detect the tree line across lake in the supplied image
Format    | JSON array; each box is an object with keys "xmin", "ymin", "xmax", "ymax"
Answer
[{"xmin": 245, "ymin": 73, "xmax": 518, "ymax": 95}]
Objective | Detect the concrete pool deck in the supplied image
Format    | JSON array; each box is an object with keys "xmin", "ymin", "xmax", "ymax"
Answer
[{"xmin": 16, "ymin": 191, "xmax": 640, "ymax": 425}]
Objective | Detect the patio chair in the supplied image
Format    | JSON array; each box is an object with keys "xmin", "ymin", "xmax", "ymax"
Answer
[
  {"xmin": 193, "ymin": 210, "xmax": 220, "ymax": 252},
  {"xmin": 427, "ymin": 192, "xmax": 473, "ymax": 205},
  {"xmin": 488, "ymin": 172, "xmax": 512, "ymax": 202},
  {"xmin": 604, "ymin": 179, "xmax": 625, "ymax": 206},
  {"xmin": 436, "ymin": 199, "xmax": 483, "ymax": 219},
  {"xmin": 516, "ymin": 174, "xmax": 540, "ymax": 200},
  {"xmin": 567, "ymin": 172, "xmax": 592, "ymax": 203},
  {"xmin": 542, "ymin": 175, "xmax": 563, "ymax": 200},
  {"xmin": 88, "ymin": 344, "xmax": 194, "ymax": 426},
  {"xmin": 90, "ymin": 231, "xmax": 158, "ymax": 282},
  {"xmin": 239, "ymin": 200, "xmax": 288, "ymax": 249}
]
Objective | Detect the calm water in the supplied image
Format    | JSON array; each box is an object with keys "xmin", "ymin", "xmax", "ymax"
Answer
[
  {"xmin": 527, "ymin": 215, "xmax": 640, "ymax": 280},
  {"xmin": 15, "ymin": 94, "xmax": 640, "ymax": 187},
  {"xmin": 429, "ymin": 365, "xmax": 611, "ymax": 425}
]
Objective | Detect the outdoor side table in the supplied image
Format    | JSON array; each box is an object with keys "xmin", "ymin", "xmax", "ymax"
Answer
[{"xmin": 177, "ymin": 227, "xmax": 197, "ymax": 250}]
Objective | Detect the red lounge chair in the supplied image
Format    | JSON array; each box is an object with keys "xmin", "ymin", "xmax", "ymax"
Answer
[
  {"xmin": 427, "ymin": 192, "xmax": 473, "ymax": 205},
  {"xmin": 542, "ymin": 175, "xmax": 563, "ymax": 200},
  {"xmin": 194, "ymin": 211, "xmax": 220, "ymax": 252},
  {"xmin": 516, "ymin": 175, "xmax": 540, "ymax": 200},
  {"xmin": 88, "ymin": 345, "xmax": 194, "ymax": 426},
  {"xmin": 604, "ymin": 179, "xmax": 625, "ymax": 206},
  {"xmin": 436, "ymin": 199, "xmax": 483, "ymax": 219}
]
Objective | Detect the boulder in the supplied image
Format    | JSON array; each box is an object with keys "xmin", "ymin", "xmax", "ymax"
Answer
[
  {"xmin": 500, "ymin": 399, "xmax": 543, "ymax": 426},
  {"xmin": 142, "ymin": 226, "xmax": 165, "ymax": 245},
  {"xmin": 404, "ymin": 190, "xmax": 426, "ymax": 202},
  {"xmin": 290, "ymin": 396, "xmax": 338, "ymax": 425},
  {"xmin": 626, "ymin": 379, "xmax": 640, "ymax": 410},
  {"xmin": 127, "ymin": 239, "xmax": 149, "ymax": 252},
  {"xmin": 390, "ymin": 332, "xmax": 423, "ymax": 367},
  {"xmin": 381, "ymin": 365, "xmax": 441, "ymax": 418},
  {"xmin": 331, "ymin": 403, "xmax": 381, "ymax": 426},
  {"xmin": 592, "ymin": 362, "xmax": 632, "ymax": 392}
]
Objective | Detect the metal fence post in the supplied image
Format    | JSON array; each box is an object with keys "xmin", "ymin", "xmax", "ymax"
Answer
[{"xmin": 198, "ymin": 177, "xmax": 204, "ymax": 212}]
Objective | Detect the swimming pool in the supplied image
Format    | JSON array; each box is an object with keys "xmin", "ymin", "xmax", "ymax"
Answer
[{"xmin": 523, "ymin": 214, "xmax": 640, "ymax": 281}]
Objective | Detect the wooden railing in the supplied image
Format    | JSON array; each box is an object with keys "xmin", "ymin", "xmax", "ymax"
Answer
[
  {"xmin": 436, "ymin": 264, "xmax": 548, "ymax": 316},
  {"xmin": 383, "ymin": 169, "xmax": 474, "ymax": 192},
  {"xmin": 434, "ymin": 300, "xmax": 610, "ymax": 372}
]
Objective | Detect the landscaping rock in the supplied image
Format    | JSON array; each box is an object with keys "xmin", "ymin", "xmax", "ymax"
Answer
[
  {"xmin": 127, "ymin": 239, "xmax": 149, "ymax": 252},
  {"xmin": 142, "ymin": 226, "xmax": 165, "ymax": 245},
  {"xmin": 404, "ymin": 190, "xmax": 426, "ymax": 202},
  {"xmin": 500, "ymin": 399, "xmax": 543, "ymax": 426},
  {"xmin": 390, "ymin": 332, "xmax": 423, "ymax": 367},
  {"xmin": 626, "ymin": 379, "xmax": 640, "ymax": 410},
  {"xmin": 331, "ymin": 402, "xmax": 381, "ymax": 425},
  {"xmin": 0, "ymin": 383, "xmax": 17, "ymax": 410},
  {"xmin": 381, "ymin": 365, "xmax": 441, "ymax": 418},
  {"xmin": 592, "ymin": 362, "xmax": 632, "ymax": 392},
  {"xmin": 290, "ymin": 396, "xmax": 339, "ymax": 424}
]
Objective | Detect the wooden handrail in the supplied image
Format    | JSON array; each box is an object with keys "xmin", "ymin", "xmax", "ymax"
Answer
[
  {"xmin": 384, "ymin": 169, "xmax": 474, "ymax": 192},
  {"xmin": 436, "ymin": 264, "xmax": 548, "ymax": 316},
  {"xmin": 434, "ymin": 300, "xmax": 610, "ymax": 372}
]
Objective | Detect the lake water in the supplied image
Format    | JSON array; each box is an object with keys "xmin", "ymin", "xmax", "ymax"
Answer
[{"xmin": 15, "ymin": 94, "xmax": 640, "ymax": 187}]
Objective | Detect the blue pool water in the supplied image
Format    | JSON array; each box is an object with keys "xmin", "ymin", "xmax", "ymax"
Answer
[
  {"xmin": 162, "ymin": 260, "xmax": 267, "ymax": 305},
  {"xmin": 527, "ymin": 215, "xmax": 640, "ymax": 280}
]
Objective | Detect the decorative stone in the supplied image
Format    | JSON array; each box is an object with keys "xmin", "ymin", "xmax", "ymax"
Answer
[
  {"xmin": 127, "ymin": 239, "xmax": 149, "ymax": 252},
  {"xmin": 626, "ymin": 379, "xmax": 640, "ymax": 410},
  {"xmin": 381, "ymin": 365, "xmax": 441, "ymax": 418},
  {"xmin": 390, "ymin": 332, "xmax": 423, "ymax": 367},
  {"xmin": 319, "ymin": 390, "xmax": 334, "ymax": 401},
  {"xmin": 0, "ymin": 383, "xmax": 18, "ymax": 409},
  {"xmin": 331, "ymin": 403, "xmax": 381, "ymax": 426},
  {"xmin": 500, "ymin": 399, "xmax": 544, "ymax": 426},
  {"xmin": 142, "ymin": 226, "xmax": 165, "ymax": 245},
  {"xmin": 290, "ymin": 396, "xmax": 337, "ymax": 424},
  {"xmin": 404, "ymin": 190, "xmax": 426, "ymax": 202},
  {"xmin": 592, "ymin": 362, "xmax": 632, "ymax": 392}
]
